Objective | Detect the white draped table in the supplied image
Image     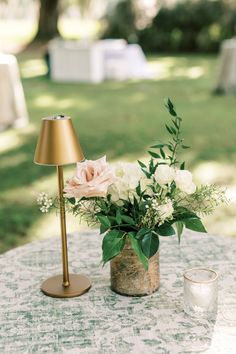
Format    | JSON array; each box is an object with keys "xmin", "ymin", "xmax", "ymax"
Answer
[
  {"xmin": 0, "ymin": 53, "xmax": 28, "ymax": 130},
  {"xmin": 0, "ymin": 231, "xmax": 235, "ymax": 353},
  {"xmin": 215, "ymin": 38, "xmax": 236, "ymax": 93}
]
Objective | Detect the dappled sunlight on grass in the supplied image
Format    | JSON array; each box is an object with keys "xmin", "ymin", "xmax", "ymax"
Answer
[
  {"xmin": 0, "ymin": 130, "xmax": 23, "ymax": 153},
  {"xmin": 149, "ymin": 55, "xmax": 209, "ymax": 80},
  {"xmin": 20, "ymin": 59, "xmax": 48, "ymax": 78},
  {"xmin": 0, "ymin": 124, "xmax": 36, "ymax": 154},
  {"xmin": 33, "ymin": 94, "xmax": 92, "ymax": 111}
]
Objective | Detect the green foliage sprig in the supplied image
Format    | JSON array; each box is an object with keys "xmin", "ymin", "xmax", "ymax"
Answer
[{"xmin": 149, "ymin": 98, "xmax": 189, "ymax": 169}]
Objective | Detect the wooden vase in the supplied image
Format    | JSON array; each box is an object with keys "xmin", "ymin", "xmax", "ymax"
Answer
[{"xmin": 110, "ymin": 240, "xmax": 160, "ymax": 296}]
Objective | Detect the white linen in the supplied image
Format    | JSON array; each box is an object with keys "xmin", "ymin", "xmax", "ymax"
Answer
[
  {"xmin": 0, "ymin": 53, "xmax": 28, "ymax": 129},
  {"xmin": 49, "ymin": 39, "xmax": 153, "ymax": 83},
  {"xmin": 215, "ymin": 38, "xmax": 236, "ymax": 93}
]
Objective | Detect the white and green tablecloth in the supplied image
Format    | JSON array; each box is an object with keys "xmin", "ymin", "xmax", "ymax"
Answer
[{"xmin": 0, "ymin": 230, "xmax": 235, "ymax": 353}]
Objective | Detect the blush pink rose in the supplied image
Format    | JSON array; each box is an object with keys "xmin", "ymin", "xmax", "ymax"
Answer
[{"xmin": 64, "ymin": 156, "xmax": 115, "ymax": 199}]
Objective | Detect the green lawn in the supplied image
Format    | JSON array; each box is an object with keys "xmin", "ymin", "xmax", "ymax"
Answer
[{"xmin": 0, "ymin": 52, "xmax": 235, "ymax": 253}]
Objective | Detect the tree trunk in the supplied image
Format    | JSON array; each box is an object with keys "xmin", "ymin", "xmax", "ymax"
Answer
[{"xmin": 34, "ymin": 0, "xmax": 60, "ymax": 41}]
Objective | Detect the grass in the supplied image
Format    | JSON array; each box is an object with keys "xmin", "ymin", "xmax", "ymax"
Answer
[{"xmin": 0, "ymin": 51, "xmax": 236, "ymax": 254}]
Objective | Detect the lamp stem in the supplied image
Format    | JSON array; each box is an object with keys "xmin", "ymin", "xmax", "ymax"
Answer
[{"xmin": 57, "ymin": 165, "xmax": 70, "ymax": 287}]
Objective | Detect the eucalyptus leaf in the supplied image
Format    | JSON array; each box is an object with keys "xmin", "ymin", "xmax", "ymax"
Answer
[
  {"xmin": 138, "ymin": 160, "xmax": 146, "ymax": 168},
  {"xmin": 148, "ymin": 151, "xmax": 161, "ymax": 159},
  {"xmin": 160, "ymin": 148, "xmax": 166, "ymax": 159},
  {"xmin": 165, "ymin": 124, "xmax": 173, "ymax": 135},
  {"xmin": 150, "ymin": 143, "xmax": 164, "ymax": 149}
]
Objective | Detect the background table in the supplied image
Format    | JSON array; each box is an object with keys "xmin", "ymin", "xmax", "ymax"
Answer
[
  {"xmin": 215, "ymin": 38, "xmax": 236, "ymax": 93},
  {"xmin": 0, "ymin": 231, "xmax": 235, "ymax": 353},
  {"xmin": 0, "ymin": 53, "xmax": 28, "ymax": 130},
  {"xmin": 48, "ymin": 39, "xmax": 152, "ymax": 83}
]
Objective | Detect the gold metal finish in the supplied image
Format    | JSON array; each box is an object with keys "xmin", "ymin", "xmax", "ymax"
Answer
[
  {"xmin": 183, "ymin": 267, "xmax": 218, "ymax": 284},
  {"xmin": 57, "ymin": 165, "xmax": 70, "ymax": 287},
  {"xmin": 34, "ymin": 115, "xmax": 91, "ymax": 298},
  {"xmin": 34, "ymin": 115, "xmax": 84, "ymax": 166},
  {"xmin": 41, "ymin": 274, "xmax": 91, "ymax": 298}
]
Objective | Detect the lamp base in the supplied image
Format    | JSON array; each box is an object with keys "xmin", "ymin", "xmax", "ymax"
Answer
[{"xmin": 41, "ymin": 274, "xmax": 91, "ymax": 298}]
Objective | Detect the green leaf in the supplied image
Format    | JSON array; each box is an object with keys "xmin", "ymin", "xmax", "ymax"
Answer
[
  {"xmin": 97, "ymin": 215, "xmax": 111, "ymax": 233},
  {"xmin": 165, "ymin": 124, "xmax": 173, "ymax": 135},
  {"xmin": 165, "ymin": 97, "xmax": 173, "ymax": 109},
  {"xmin": 121, "ymin": 215, "xmax": 135, "ymax": 225},
  {"xmin": 102, "ymin": 230, "xmax": 125, "ymax": 263},
  {"xmin": 182, "ymin": 145, "xmax": 190, "ymax": 149},
  {"xmin": 180, "ymin": 162, "xmax": 185, "ymax": 170},
  {"xmin": 136, "ymin": 228, "xmax": 150, "ymax": 240},
  {"xmin": 175, "ymin": 221, "xmax": 184, "ymax": 243},
  {"xmin": 148, "ymin": 151, "xmax": 161, "ymax": 159},
  {"xmin": 138, "ymin": 160, "xmax": 146, "ymax": 168},
  {"xmin": 136, "ymin": 182, "xmax": 141, "ymax": 197},
  {"xmin": 160, "ymin": 148, "xmax": 166, "ymax": 159},
  {"xmin": 116, "ymin": 210, "xmax": 122, "ymax": 225},
  {"xmin": 142, "ymin": 169, "xmax": 151, "ymax": 178},
  {"xmin": 128, "ymin": 233, "xmax": 148, "ymax": 270},
  {"xmin": 156, "ymin": 223, "xmax": 176, "ymax": 236},
  {"xmin": 183, "ymin": 218, "xmax": 207, "ymax": 233},
  {"xmin": 68, "ymin": 197, "xmax": 76, "ymax": 205},
  {"xmin": 165, "ymin": 98, "xmax": 177, "ymax": 117},
  {"xmin": 172, "ymin": 120, "xmax": 179, "ymax": 129},
  {"xmin": 141, "ymin": 232, "xmax": 159, "ymax": 259},
  {"xmin": 167, "ymin": 144, "xmax": 174, "ymax": 152},
  {"xmin": 150, "ymin": 143, "xmax": 164, "ymax": 149}
]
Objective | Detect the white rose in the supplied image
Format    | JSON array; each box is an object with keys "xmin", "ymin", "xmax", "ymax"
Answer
[
  {"xmin": 108, "ymin": 162, "xmax": 144, "ymax": 202},
  {"xmin": 155, "ymin": 165, "xmax": 175, "ymax": 185},
  {"xmin": 157, "ymin": 200, "xmax": 174, "ymax": 220},
  {"xmin": 175, "ymin": 170, "xmax": 196, "ymax": 195}
]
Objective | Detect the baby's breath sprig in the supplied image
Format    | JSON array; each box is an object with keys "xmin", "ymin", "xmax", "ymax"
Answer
[{"xmin": 37, "ymin": 192, "xmax": 53, "ymax": 213}]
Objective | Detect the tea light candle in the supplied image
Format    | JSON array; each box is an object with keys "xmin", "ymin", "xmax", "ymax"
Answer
[{"xmin": 184, "ymin": 268, "xmax": 218, "ymax": 319}]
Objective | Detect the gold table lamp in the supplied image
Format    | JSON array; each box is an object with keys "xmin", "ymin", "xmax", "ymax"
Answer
[{"xmin": 34, "ymin": 115, "xmax": 91, "ymax": 298}]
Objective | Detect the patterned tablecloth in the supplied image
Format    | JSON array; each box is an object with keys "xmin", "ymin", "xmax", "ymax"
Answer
[{"xmin": 0, "ymin": 230, "xmax": 235, "ymax": 354}]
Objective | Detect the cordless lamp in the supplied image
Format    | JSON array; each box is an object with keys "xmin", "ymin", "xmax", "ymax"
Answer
[{"xmin": 34, "ymin": 115, "xmax": 91, "ymax": 298}]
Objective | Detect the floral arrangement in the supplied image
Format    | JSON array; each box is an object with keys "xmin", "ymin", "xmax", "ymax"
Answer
[{"xmin": 38, "ymin": 99, "xmax": 227, "ymax": 270}]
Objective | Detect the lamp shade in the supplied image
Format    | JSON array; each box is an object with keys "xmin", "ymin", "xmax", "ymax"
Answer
[{"xmin": 34, "ymin": 115, "xmax": 84, "ymax": 166}]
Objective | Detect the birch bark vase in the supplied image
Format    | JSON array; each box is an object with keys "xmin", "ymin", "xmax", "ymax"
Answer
[{"xmin": 110, "ymin": 240, "xmax": 160, "ymax": 296}]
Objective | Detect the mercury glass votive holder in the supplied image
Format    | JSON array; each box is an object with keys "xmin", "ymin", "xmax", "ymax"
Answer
[{"xmin": 183, "ymin": 268, "xmax": 218, "ymax": 319}]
